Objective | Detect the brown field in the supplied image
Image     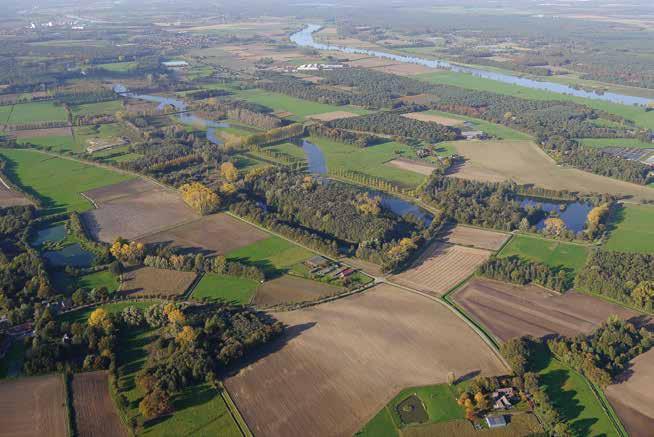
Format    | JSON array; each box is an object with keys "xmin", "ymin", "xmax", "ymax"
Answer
[
  {"xmin": 252, "ymin": 275, "xmax": 342, "ymax": 306},
  {"xmin": 402, "ymin": 413, "xmax": 543, "ymax": 437},
  {"xmin": 452, "ymin": 140, "xmax": 654, "ymax": 202},
  {"xmin": 12, "ymin": 127, "xmax": 72, "ymax": 137},
  {"xmin": 0, "ymin": 178, "xmax": 31, "ymax": 207},
  {"xmin": 392, "ymin": 242, "xmax": 491, "ymax": 296},
  {"xmin": 454, "ymin": 278, "xmax": 642, "ymax": 342},
  {"xmin": 386, "ymin": 158, "xmax": 436, "ymax": 175},
  {"xmin": 374, "ymin": 63, "xmax": 433, "ymax": 76},
  {"xmin": 347, "ymin": 57, "xmax": 399, "ymax": 69},
  {"xmin": 402, "ymin": 112, "xmax": 463, "ymax": 126},
  {"xmin": 120, "ymin": 266, "xmax": 197, "ymax": 296},
  {"xmin": 0, "ymin": 375, "xmax": 67, "ymax": 437},
  {"xmin": 438, "ymin": 225, "xmax": 510, "ymax": 251},
  {"xmin": 82, "ymin": 179, "xmax": 197, "ymax": 243},
  {"xmin": 139, "ymin": 213, "xmax": 268, "ymax": 255},
  {"xmin": 225, "ymin": 284, "xmax": 507, "ymax": 437},
  {"xmin": 397, "ymin": 93, "xmax": 440, "ymax": 105},
  {"xmin": 606, "ymin": 348, "xmax": 654, "ymax": 437},
  {"xmin": 72, "ymin": 371, "xmax": 128, "ymax": 437},
  {"xmin": 307, "ymin": 111, "xmax": 359, "ymax": 122}
]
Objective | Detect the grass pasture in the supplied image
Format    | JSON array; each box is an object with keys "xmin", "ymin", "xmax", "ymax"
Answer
[
  {"xmin": 190, "ymin": 273, "xmax": 260, "ymax": 304},
  {"xmin": 604, "ymin": 204, "xmax": 654, "ymax": 253},
  {"xmin": 0, "ymin": 148, "xmax": 132, "ymax": 213},
  {"xmin": 8, "ymin": 101, "xmax": 68, "ymax": 124},
  {"xmin": 579, "ymin": 137, "xmax": 654, "ymax": 149},
  {"xmin": 95, "ymin": 61, "xmax": 138, "ymax": 72},
  {"xmin": 71, "ymin": 100, "xmax": 123, "ymax": 119},
  {"xmin": 226, "ymin": 235, "xmax": 313, "ymax": 276},
  {"xmin": 499, "ymin": 234, "xmax": 590, "ymax": 276},
  {"xmin": 53, "ymin": 269, "xmax": 120, "ymax": 294},
  {"xmin": 16, "ymin": 134, "xmax": 76, "ymax": 152},
  {"xmin": 0, "ymin": 105, "xmax": 12, "ymax": 125}
]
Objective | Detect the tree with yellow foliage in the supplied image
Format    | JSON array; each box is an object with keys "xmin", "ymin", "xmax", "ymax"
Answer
[
  {"xmin": 220, "ymin": 182, "xmax": 237, "ymax": 195},
  {"xmin": 88, "ymin": 308, "xmax": 108, "ymax": 327},
  {"xmin": 586, "ymin": 203, "xmax": 610, "ymax": 238},
  {"xmin": 176, "ymin": 326, "xmax": 198, "ymax": 346},
  {"xmin": 632, "ymin": 281, "xmax": 654, "ymax": 311},
  {"xmin": 110, "ymin": 238, "xmax": 145, "ymax": 263},
  {"xmin": 179, "ymin": 182, "xmax": 221, "ymax": 215},
  {"xmin": 544, "ymin": 217, "xmax": 566, "ymax": 237},
  {"xmin": 355, "ymin": 193, "xmax": 381, "ymax": 215},
  {"xmin": 163, "ymin": 303, "xmax": 186, "ymax": 325},
  {"xmin": 220, "ymin": 162, "xmax": 238, "ymax": 182},
  {"xmin": 386, "ymin": 237, "xmax": 417, "ymax": 259}
]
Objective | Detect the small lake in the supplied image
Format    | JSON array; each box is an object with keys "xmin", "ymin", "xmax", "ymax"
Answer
[
  {"xmin": 31, "ymin": 223, "xmax": 67, "ymax": 246},
  {"xmin": 113, "ymin": 84, "xmax": 229, "ymax": 145},
  {"xmin": 43, "ymin": 243, "xmax": 95, "ymax": 268},
  {"xmin": 521, "ymin": 198, "xmax": 593, "ymax": 233},
  {"xmin": 290, "ymin": 24, "xmax": 651, "ymax": 107}
]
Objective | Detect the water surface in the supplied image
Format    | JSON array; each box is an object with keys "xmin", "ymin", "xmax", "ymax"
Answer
[
  {"xmin": 521, "ymin": 198, "xmax": 593, "ymax": 233},
  {"xmin": 43, "ymin": 243, "xmax": 95, "ymax": 268},
  {"xmin": 31, "ymin": 224, "xmax": 67, "ymax": 247}
]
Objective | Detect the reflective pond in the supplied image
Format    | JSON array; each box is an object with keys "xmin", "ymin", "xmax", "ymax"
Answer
[
  {"xmin": 43, "ymin": 243, "xmax": 95, "ymax": 268},
  {"xmin": 521, "ymin": 198, "xmax": 593, "ymax": 233}
]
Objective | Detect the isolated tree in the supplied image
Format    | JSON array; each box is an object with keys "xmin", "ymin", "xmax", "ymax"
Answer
[
  {"xmin": 220, "ymin": 162, "xmax": 238, "ymax": 182},
  {"xmin": 88, "ymin": 308, "xmax": 108, "ymax": 327}
]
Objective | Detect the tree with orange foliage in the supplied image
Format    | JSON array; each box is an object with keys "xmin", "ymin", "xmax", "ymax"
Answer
[
  {"xmin": 179, "ymin": 182, "xmax": 221, "ymax": 215},
  {"xmin": 220, "ymin": 162, "xmax": 238, "ymax": 182}
]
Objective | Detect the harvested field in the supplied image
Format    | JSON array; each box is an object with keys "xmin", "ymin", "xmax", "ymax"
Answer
[
  {"xmin": 438, "ymin": 225, "xmax": 510, "ymax": 251},
  {"xmin": 0, "ymin": 374, "xmax": 67, "ymax": 437},
  {"xmin": 452, "ymin": 140, "xmax": 654, "ymax": 202},
  {"xmin": 0, "ymin": 178, "xmax": 31, "ymax": 207},
  {"xmin": 392, "ymin": 242, "xmax": 491, "ymax": 296},
  {"xmin": 225, "ymin": 284, "xmax": 507, "ymax": 437},
  {"xmin": 308, "ymin": 110, "xmax": 359, "ymax": 122},
  {"xmin": 402, "ymin": 112, "xmax": 463, "ymax": 126},
  {"xmin": 82, "ymin": 179, "xmax": 197, "ymax": 242},
  {"xmin": 252, "ymin": 275, "xmax": 342, "ymax": 307},
  {"xmin": 454, "ymin": 278, "xmax": 642, "ymax": 342},
  {"xmin": 120, "ymin": 266, "xmax": 197, "ymax": 297},
  {"xmin": 374, "ymin": 63, "xmax": 433, "ymax": 75},
  {"xmin": 397, "ymin": 94, "xmax": 440, "ymax": 105},
  {"xmin": 139, "ymin": 213, "xmax": 268, "ymax": 255},
  {"xmin": 606, "ymin": 348, "xmax": 654, "ymax": 437},
  {"xmin": 386, "ymin": 158, "xmax": 436, "ymax": 175},
  {"xmin": 72, "ymin": 371, "xmax": 128, "ymax": 437},
  {"xmin": 12, "ymin": 127, "xmax": 72, "ymax": 138}
]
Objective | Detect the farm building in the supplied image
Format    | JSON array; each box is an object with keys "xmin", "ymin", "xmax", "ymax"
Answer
[
  {"xmin": 306, "ymin": 255, "xmax": 330, "ymax": 269},
  {"xmin": 486, "ymin": 415, "xmax": 507, "ymax": 428},
  {"xmin": 462, "ymin": 130, "xmax": 487, "ymax": 140}
]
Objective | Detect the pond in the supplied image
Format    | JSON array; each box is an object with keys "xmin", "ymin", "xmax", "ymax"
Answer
[
  {"xmin": 290, "ymin": 24, "xmax": 651, "ymax": 107},
  {"xmin": 113, "ymin": 84, "xmax": 230, "ymax": 145},
  {"xmin": 521, "ymin": 198, "xmax": 593, "ymax": 233},
  {"xmin": 43, "ymin": 243, "xmax": 95, "ymax": 268},
  {"xmin": 30, "ymin": 223, "xmax": 67, "ymax": 247}
]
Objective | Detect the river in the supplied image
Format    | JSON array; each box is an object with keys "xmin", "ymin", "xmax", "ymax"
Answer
[{"xmin": 290, "ymin": 24, "xmax": 651, "ymax": 107}]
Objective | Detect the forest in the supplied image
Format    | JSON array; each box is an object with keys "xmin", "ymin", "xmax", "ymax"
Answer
[{"xmin": 478, "ymin": 256, "xmax": 571, "ymax": 292}]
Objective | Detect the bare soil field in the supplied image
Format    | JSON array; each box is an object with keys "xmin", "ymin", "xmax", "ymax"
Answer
[
  {"xmin": 72, "ymin": 371, "xmax": 128, "ymax": 437},
  {"xmin": 139, "ymin": 213, "xmax": 268, "ymax": 255},
  {"xmin": 374, "ymin": 63, "xmax": 433, "ymax": 76},
  {"xmin": 438, "ymin": 225, "xmax": 510, "ymax": 251},
  {"xmin": 606, "ymin": 348, "xmax": 654, "ymax": 437},
  {"xmin": 392, "ymin": 242, "xmax": 491, "ymax": 296},
  {"xmin": 12, "ymin": 127, "xmax": 72, "ymax": 137},
  {"xmin": 252, "ymin": 275, "xmax": 342, "ymax": 307},
  {"xmin": 0, "ymin": 178, "xmax": 31, "ymax": 207},
  {"xmin": 386, "ymin": 158, "xmax": 436, "ymax": 175},
  {"xmin": 402, "ymin": 112, "xmax": 463, "ymax": 126},
  {"xmin": 308, "ymin": 111, "xmax": 359, "ymax": 122},
  {"xmin": 0, "ymin": 375, "xmax": 67, "ymax": 437},
  {"xmin": 82, "ymin": 179, "xmax": 197, "ymax": 243},
  {"xmin": 120, "ymin": 266, "xmax": 197, "ymax": 297},
  {"xmin": 397, "ymin": 94, "xmax": 440, "ymax": 105},
  {"xmin": 454, "ymin": 278, "xmax": 642, "ymax": 342},
  {"xmin": 452, "ymin": 140, "xmax": 654, "ymax": 202},
  {"xmin": 347, "ymin": 57, "xmax": 400, "ymax": 69},
  {"xmin": 225, "ymin": 284, "xmax": 507, "ymax": 437}
]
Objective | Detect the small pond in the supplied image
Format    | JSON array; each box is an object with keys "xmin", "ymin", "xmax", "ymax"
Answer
[
  {"xmin": 521, "ymin": 198, "xmax": 593, "ymax": 233},
  {"xmin": 30, "ymin": 223, "xmax": 67, "ymax": 247},
  {"xmin": 43, "ymin": 243, "xmax": 95, "ymax": 268}
]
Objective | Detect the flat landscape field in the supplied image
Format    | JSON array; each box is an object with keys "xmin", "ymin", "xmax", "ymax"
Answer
[
  {"xmin": 120, "ymin": 266, "xmax": 197, "ymax": 297},
  {"xmin": 252, "ymin": 275, "xmax": 342, "ymax": 306},
  {"xmin": 451, "ymin": 140, "xmax": 654, "ymax": 202},
  {"xmin": 72, "ymin": 371, "xmax": 128, "ymax": 437},
  {"xmin": 386, "ymin": 158, "xmax": 435, "ymax": 176},
  {"xmin": 0, "ymin": 375, "xmax": 68, "ymax": 437},
  {"xmin": 139, "ymin": 213, "xmax": 268, "ymax": 255},
  {"xmin": 7, "ymin": 101, "xmax": 68, "ymax": 124},
  {"xmin": 190, "ymin": 273, "xmax": 260, "ymax": 304},
  {"xmin": 401, "ymin": 111, "xmax": 463, "ymax": 126},
  {"xmin": 308, "ymin": 110, "xmax": 359, "ymax": 121},
  {"xmin": 498, "ymin": 234, "xmax": 590, "ymax": 275},
  {"xmin": 392, "ymin": 241, "xmax": 491, "ymax": 295},
  {"xmin": 454, "ymin": 278, "xmax": 640, "ymax": 341},
  {"xmin": 0, "ymin": 179, "xmax": 31, "ymax": 207},
  {"xmin": 438, "ymin": 225, "xmax": 509, "ymax": 251},
  {"xmin": 0, "ymin": 148, "xmax": 132, "ymax": 213},
  {"xmin": 82, "ymin": 179, "xmax": 197, "ymax": 242},
  {"xmin": 606, "ymin": 348, "xmax": 654, "ymax": 437},
  {"xmin": 225, "ymin": 284, "xmax": 507, "ymax": 437},
  {"xmin": 604, "ymin": 204, "xmax": 654, "ymax": 253}
]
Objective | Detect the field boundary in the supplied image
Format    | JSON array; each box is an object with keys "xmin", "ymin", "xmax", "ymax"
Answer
[{"xmin": 219, "ymin": 382, "xmax": 253, "ymax": 437}]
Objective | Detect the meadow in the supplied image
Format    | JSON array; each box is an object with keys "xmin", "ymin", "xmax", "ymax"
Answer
[
  {"xmin": 226, "ymin": 235, "xmax": 313, "ymax": 276},
  {"xmin": 604, "ymin": 204, "xmax": 654, "ymax": 253},
  {"xmin": 190, "ymin": 273, "xmax": 260, "ymax": 304},
  {"xmin": 95, "ymin": 61, "xmax": 138, "ymax": 72},
  {"xmin": 266, "ymin": 141, "xmax": 308, "ymax": 160},
  {"xmin": 579, "ymin": 138, "xmax": 654, "ymax": 149},
  {"xmin": 8, "ymin": 101, "xmax": 68, "ymax": 124},
  {"xmin": 0, "ymin": 148, "xmax": 132, "ymax": 213},
  {"xmin": 71, "ymin": 100, "xmax": 123, "ymax": 118},
  {"xmin": 0, "ymin": 105, "xmax": 12, "ymax": 125},
  {"xmin": 499, "ymin": 234, "xmax": 590, "ymax": 276},
  {"xmin": 17, "ymin": 134, "xmax": 76, "ymax": 151},
  {"xmin": 52, "ymin": 269, "xmax": 120, "ymax": 294},
  {"xmin": 419, "ymin": 110, "xmax": 532, "ymax": 140}
]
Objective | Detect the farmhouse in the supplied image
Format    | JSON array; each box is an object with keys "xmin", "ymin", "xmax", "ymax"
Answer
[
  {"xmin": 486, "ymin": 415, "xmax": 507, "ymax": 429},
  {"xmin": 492, "ymin": 387, "xmax": 516, "ymax": 410},
  {"xmin": 306, "ymin": 255, "xmax": 330, "ymax": 269},
  {"xmin": 462, "ymin": 130, "xmax": 487, "ymax": 140}
]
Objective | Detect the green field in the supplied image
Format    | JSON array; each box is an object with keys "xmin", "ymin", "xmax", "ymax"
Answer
[
  {"xmin": 190, "ymin": 273, "xmax": 260, "ymax": 304},
  {"xmin": 92, "ymin": 145, "xmax": 142, "ymax": 164},
  {"xmin": 604, "ymin": 204, "xmax": 654, "ymax": 253},
  {"xmin": 8, "ymin": 101, "xmax": 68, "ymax": 124},
  {"xmin": 53, "ymin": 269, "xmax": 120, "ymax": 294},
  {"xmin": 0, "ymin": 148, "xmax": 132, "ymax": 213},
  {"xmin": 71, "ymin": 100, "xmax": 123, "ymax": 118},
  {"xmin": 226, "ymin": 236, "xmax": 313, "ymax": 275},
  {"xmin": 420, "ymin": 110, "xmax": 532, "ymax": 140},
  {"xmin": 309, "ymin": 136, "xmax": 427, "ymax": 188},
  {"xmin": 499, "ymin": 234, "xmax": 590, "ymax": 275},
  {"xmin": 417, "ymin": 71, "xmax": 654, "ymax": 130},
  {"xmin": 579, "ymin": 138, "xmax": 654, "ymax": 149},
  {"xmin": 95, "ymin": 61, "xmax": 138, "ymax": 72},
  {"xmin": 74, "ymin": 123, "xmax": 127, "ymax": 152},
  {"xmin": 0, "ymin": 105, "xmax": 12, "ymax": 125},
  {"xmin": 17, "ymin": 134, "xmax": 76, "ymax": 151},
  {"xmin": 266, "ymin": 142, "xmax": 308, "ymax": 160},
  {"xmin": 59, "ymin": 300, "xmax": 157, "ymax": 324}
]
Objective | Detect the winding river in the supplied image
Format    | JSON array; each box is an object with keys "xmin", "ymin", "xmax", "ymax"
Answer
[{"xmin": 290, "ymin": 24, "xmax": 651, "ymax": 107}]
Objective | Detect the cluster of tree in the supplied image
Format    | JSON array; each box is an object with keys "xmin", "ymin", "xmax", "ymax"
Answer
[
  {"xmin": 328, "ymin": 168, "xmax": 411, "ymax": 196},
  {"xmin": 548, "ymin": 316, "xmax": 653, "ymax": 386},
  {"xmin": 7, "ymin": 121, "xmax": 68, "ymax": 130},
  {"xmin": 53, "ymin": 89, "xmax": 116, "ymax": 105},
  {"xmin": 478, "ymin": 255, "xmax": 571, "ymax": 292},
  {"xmin": 179, "ymin": 182, "xmax": 221, "ymax": 215},
  {"xmin": 575, "ymin": 250, "xmax": 654, "ymax": 312},
  {"xmin": 143, "ymin": 253, "xmax": 264, "ymax": 282},
  {"xmin": 192, "ymin": 98, "xmax": 282, "ymax": 130},
  {"xmin": 326, "ymin": 110, "xmax": 459, "ymax": 143},
  {"xmin": 257, "ymin": 74, "xmax": 356, "ymax": 106},
  {"xmin": 243, "ymin": 123, "xmax": 305, "ymax": 147},
  {"xmin": 74, "ymin": 114, "xmax": 116, "ymax": 126},
  {"xmin": 68, "ymin": 212, "xmax": 111, "ymax": 264},
  {"xmin": 307, "ymin": 124, "xmax": 385, "ymax": 148},
  {"xmin": 584, "ymin": 202, "xmax": 612, "ymax": 240},
  {"xmin": 186, "ymin": 89, "xmax": 231, "ymax": 100},
  {"xmin": 558, "ymin": 148, "xmax": 653, "ymax": 185},
  {"xmin": 110, "ymin": 239, "xmax": 145, "ymax": 264}
]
